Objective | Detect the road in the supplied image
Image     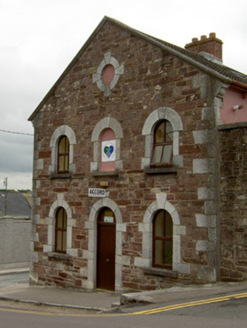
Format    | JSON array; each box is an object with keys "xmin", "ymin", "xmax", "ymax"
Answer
[
  {"xmin": 1, "ymin": 291, "xmax": 247, "ymax": 328},
  {"xmin": 1, "ymin": 272, "xmax": 247, "ymax": 327},
  {"xmin": 0, "ymin": 303, "xmax": 247, "ymax": 328}
]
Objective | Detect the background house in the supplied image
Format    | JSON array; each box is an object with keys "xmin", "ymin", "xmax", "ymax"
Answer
[
  {"xmin": 28, "ymin": 17, "xmax": 247, "ymax": 291},
  {"xmin": 0, "ymin": 191, "xmax": 31, "ymax": 218},
  {"xmin": 0, "ymin": 191, "xmax": 31, "ymax": 270}
]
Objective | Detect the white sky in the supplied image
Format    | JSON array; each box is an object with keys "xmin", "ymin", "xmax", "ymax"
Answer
[{"xmin": 0, "ymin": 0, "xmax": 246, "ymax": 190}]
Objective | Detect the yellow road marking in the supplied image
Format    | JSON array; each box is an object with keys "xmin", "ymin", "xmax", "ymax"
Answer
[
  {"xmin": 133, "ymin": 292, "xmax": 247, "ymax": 315},
  {"xmin": 0, "ymin": 292, "xmax": 247, "ymax": 317},
  {"xmin": 0, "ymin": 307, "xmax": 129, "ymax": 317}
]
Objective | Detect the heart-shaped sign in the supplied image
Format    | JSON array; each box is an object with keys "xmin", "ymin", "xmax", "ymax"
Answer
[{"xmin": 104, "ymin": 145, "xmax": 114, "ymax": 158}]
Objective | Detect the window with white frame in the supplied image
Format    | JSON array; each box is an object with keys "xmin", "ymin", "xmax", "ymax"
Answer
[
  {"xmin": 49, "ymin": 125, "xmax": 76, "ymax": 177},
  {"xmin": 151, "ymin": 120, "xmax": 173, "ymax": 166},
  {"xmin": 142, "ymin": 107, "xmax": 183, "ymax": 172},
  {"xmin": 139, "ymin": 192, "xmax": 190, "ymax": 277},
  {"xmin": 152, "ymin": 210, "xmax": 173, "ymax": 269},
  {"xmin": 57, "ymin": 136, "xmax": 70, "ymax": 173},
  {"xmin": 44, "ymin": 195, "xmax": 78, "ymax": 258},
  {"xmin": 55, "ymin": 207, "xmax": 67, "ymax": 253}
]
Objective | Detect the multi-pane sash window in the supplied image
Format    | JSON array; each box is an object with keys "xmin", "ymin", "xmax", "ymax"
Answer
[
  {"xmin": 55, "ymin": 207, "xmax": 67, "ymax": 253},
  {"xmin": 58, "ymin": 136, "xmax": 69, "ymax": 173},
  {"xmin": 153, "ymin": 210, "xmax": 173, "ymax": 269},
  {"xmin": 151, "ymin": 120, "xmax": 173, "ymax": 165}
]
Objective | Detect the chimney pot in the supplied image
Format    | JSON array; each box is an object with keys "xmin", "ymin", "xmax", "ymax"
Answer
[
  {"xmin": 209, "ymin": 32, "xmax": 216, "ymax": 38},
  {"xmin": 201, "ymin": 35, "xmax": 207, "ymax": 40},
  {"xmin": 192, "ymin": 37, "xmax": 198, "ymax": 43}
]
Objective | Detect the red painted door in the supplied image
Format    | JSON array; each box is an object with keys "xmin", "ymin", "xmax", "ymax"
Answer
[{"xmin": 97, "ymin": 208, "xmax": 116, "ymax": 291}]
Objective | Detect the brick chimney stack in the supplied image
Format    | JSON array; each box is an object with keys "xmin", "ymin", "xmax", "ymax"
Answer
[{"xmin": 185, "ymin": 33, "xmax": 223, "ymax": 63}]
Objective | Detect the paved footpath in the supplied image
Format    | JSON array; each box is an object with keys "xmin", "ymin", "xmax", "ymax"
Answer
[{"xmin": 1, "ymin": 268, "xmax": 247, "ymax": 312}]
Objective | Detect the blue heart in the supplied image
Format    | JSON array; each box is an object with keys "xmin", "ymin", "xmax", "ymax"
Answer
[{"xmin": 104, "ymin": 145, "xmax": 114, "ymax": 158}]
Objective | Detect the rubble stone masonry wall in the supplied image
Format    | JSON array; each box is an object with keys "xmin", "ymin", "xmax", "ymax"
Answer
[
  {"xmin": 30, "ymin": 21, "xmax": 220, "ymax": 290},
  {"xmin": 219, "ymin": 123, "xmax": 247, "ymax": 281}
]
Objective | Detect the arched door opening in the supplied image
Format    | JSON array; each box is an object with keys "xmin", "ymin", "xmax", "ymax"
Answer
[{"xmin": 97, "ymin": 207, "xmax": 116, "ymax": 291}]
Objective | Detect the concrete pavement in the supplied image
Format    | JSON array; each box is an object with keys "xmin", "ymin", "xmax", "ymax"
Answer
[{"xmin": 1, "ymin": 268, "xmax": 247, "ymax": 312}]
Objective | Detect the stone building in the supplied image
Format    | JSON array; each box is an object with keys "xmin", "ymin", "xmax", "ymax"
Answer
[{"xmin": 28, "ymin": 17, "xmax": 247, "ymax": 291}]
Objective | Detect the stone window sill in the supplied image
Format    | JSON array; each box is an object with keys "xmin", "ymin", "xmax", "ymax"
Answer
[
  {"xmin": 48, "ymin": 252, "xmax": 69, "ymax": 260},
  {"xmin": 50, "ymin": 172, "xmax": 72, "ymax": 179},
  {"xmin": 143, "ymin": 267, "xmax": 178, "ymax": 278},
  {"xmin": 144, "ymin": 166, "xmax": 177, "ymax": 175},
  {"xmin": 91, "ymin": 170, "xmax": 120, "ymax": 177}
]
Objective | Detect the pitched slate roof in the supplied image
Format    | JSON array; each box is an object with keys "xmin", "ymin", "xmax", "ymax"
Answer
[
  {"xmin": 29, "ymin": 16, "xmax": 247, "ymax": 121},
  {"xmin": 0, "ymin": 192, "xmax": 31, "ymax": 218},
  {"xmin": 146, "ymin": 34, "xmax": 247, "ymax": 85},
  {"xmin": 122, "ymin": 20, "xmax": 247, "ymax": 86}
]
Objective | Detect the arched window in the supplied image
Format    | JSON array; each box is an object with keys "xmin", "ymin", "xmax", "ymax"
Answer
[
  {"xmin": 100, "ymin": 129, "xmax": 116, "ymax": 172},
  {"xmin": 55, "ymin": 207, "xmax": 67, "ymax": 253},
  {"xmin": 57, "ymin": 136, "xmax": 69, "ymax": 173},
  {"xmin": 142, "ymin": 107, "xmax": 183, "ymax": 172},
  {"xmin": 49, "ymin": 125, "xmax": 76, "ymax": 177},
  {"xmin": 151, "ymin": 120, "xmax": 173, "ymax": 166},
  {"xmin": 91, "ymin": 117, "xmax": 123, "ymax": 174},
  {"xmin": 153, "ymin": 210, "xmax": 173, "ymax": 269}
]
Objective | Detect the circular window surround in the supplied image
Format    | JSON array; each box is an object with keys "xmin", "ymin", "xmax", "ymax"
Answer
[{"xmin": 93, "ymin": 52, "xmax": 124, "ymax": 96}]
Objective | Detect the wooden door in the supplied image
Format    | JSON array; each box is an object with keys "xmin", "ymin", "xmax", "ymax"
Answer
[{"xmin": 97, "ymin": 208, "xmax": 116, "ymax": 291}]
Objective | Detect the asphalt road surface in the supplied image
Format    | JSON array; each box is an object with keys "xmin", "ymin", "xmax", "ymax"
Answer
[
  {"xmin": 0, "ymin": 305, "xmax": 247, "ymax": 328},
  {"xmin": 1, "ymin": 272, "xmax": 247, "ymax": 327},
  {"xmin": 1, "ymin": 291, "xmax": 247, "ymax": 328}
]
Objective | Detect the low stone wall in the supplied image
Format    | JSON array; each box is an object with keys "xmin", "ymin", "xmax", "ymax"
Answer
[{"xmin": 0, "ymin": 216, "xmax": 31, "ymax": 269}]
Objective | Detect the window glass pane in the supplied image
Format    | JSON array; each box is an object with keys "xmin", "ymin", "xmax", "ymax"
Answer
[
  {"xmin": 59, "ymin": 136, "xmax": 69, "ymax": 153},
  {"xmin": 166, "ymin": 121, "xmax": 173, "ymax": 141},
  {"xmin": 57, "ymin": 216, "xmax": 63, "ymax": 229},
  {"xmin": 62, "ymin": 232, "xmax": 67, "ymax": 251},
  {"xmin": 155, "ymin": 122, "xmax": 165, "ymax": 143},
  {"xmin": 57, "ymin": 210, "xmax": 63, "ymax": 228},
  {"xmin": 154, "ymin": 211, "xmax": 165, "ymax": 237},
  {"xmin": 65, "ymin": 137, "xmax": 69, "ymax": 152},
  {"xmin": 153, "ymin": 145, "xmax": 163, "ymax": 163},
  {"xmin": 59, "ymin": 157, "xmax": 65, "ymax": 172},
  {"xmin": 58, "ymin": 136, "xmax": 69, "ymax": 173},
  {"xmin": 105, "ymin": 211, "xmax": 113, "ymax": 217},
  {"xmin": 162, "ymin": 145, "xmax": 172, "ymax": 163},
  {"xmin": 165, "ymin": 213, "xmax": 173, "ymax": 237},
  {"xmin": 155, "ymin": 240, "xmax": 163, "ymax": 265},
  {"xmin": 64, "ymin": 155, "xmax": 69, "ymax": 171},
  {"xmin": 153, "ymin": 210, "xmax": 173, "ymax": 268},
  {"xmin": 59, "ymin": 137, "xmax": 66, "ymax": 153},
  {"xmin": 63, "ymin": 215, "xmax": 67, "ymax": 229},
  {"xmin": 56, "ymin": 231, "xmax": 62, "ymax": 251},
  {"xmin": 55, "ymin": 208, "xmax": 67, "ymax": 253},
  {"xmin": 165, "ymin": 241, "xmax": 173, "ymax": 265}
]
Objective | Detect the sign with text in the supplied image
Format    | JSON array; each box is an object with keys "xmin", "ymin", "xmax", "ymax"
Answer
[
  {"xmin": 104, "ymin": 216, "xmax": 114, "ymax": 223},
  {"xmin": 88, "ymin": 188, "xmax": 109, "ymax": 198}
]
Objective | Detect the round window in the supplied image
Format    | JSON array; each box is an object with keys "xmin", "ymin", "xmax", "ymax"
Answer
[{"xmin": 102, "ymin": 64, "xmax": 115, "ymax": 85}]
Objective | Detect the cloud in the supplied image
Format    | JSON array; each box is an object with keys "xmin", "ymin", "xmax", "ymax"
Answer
[
  {"xmin": 0, "ymin": 133, "xmax": 33, "ymax": 173},
  {"xmin": 0, "ymin": 172, "xmax": 32, "ymax": 191}
]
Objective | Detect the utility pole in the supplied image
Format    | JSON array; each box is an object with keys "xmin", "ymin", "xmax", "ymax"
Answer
[{"xmin": 3, "ymin": 177, "xmax": 7, "ymax": 216}]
